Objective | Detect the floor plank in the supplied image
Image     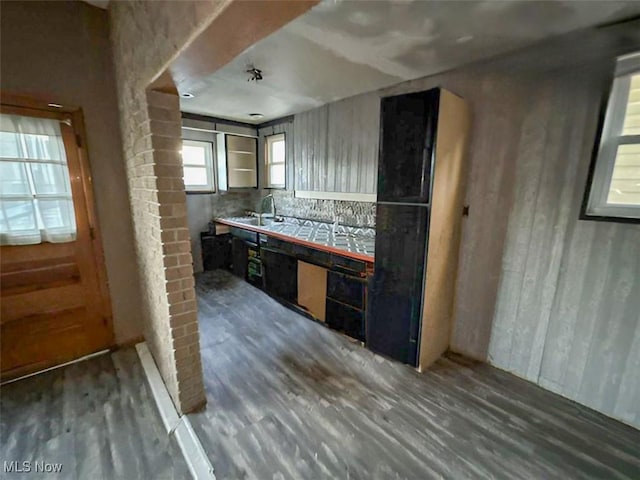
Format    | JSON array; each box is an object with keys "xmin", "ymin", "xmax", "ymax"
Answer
[
  {"xmin": 192, "ymin": 270, "xmax": 640, "ymax": 480},
  {"xmin": 0, "ymin": 348, "xmax": 190, "ymax": 480}
]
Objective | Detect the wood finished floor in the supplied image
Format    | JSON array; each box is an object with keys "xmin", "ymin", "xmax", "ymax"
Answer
[
  {"xmin": 192, "ymin": 270, "xmax": 640, "ymax": 480},
  {"xmin": 0, "ymin": 348, "xmax": 190, "ymax": 480}
]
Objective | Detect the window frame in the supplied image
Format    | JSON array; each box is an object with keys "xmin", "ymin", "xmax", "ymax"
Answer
[
  {"xmin": 581, "ymin": 52, "xmax": 640, "ymax": 224},
  {"xmin": 181, "ymin": 138, "xmax": 216, "ymax": 194},
  {"xmin": 264, "ymin": 133, "xmax": 286, "ymax": 189}
]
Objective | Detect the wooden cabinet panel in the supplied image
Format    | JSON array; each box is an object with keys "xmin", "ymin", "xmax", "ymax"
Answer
[{"xmin": 297, "ymin": 261, "xmax": 327, "ymax": 321}]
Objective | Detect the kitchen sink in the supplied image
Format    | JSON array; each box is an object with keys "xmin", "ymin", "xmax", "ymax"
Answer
[{"xmin": 231, "ymin": 216, "xmax": 283, "ymax": 227}]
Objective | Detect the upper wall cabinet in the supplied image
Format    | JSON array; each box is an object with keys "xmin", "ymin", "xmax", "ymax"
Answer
[
  {"xmin": 377, "ymin": 89, "xmax": 439, "ymax": 203},
  {"xmin": 294, "ymin": 105, "xmax": 328, "ymax": 192},
  {"xmin": 216, "ymin": 133, "xmax": 258, "ymax": 190},
  {"xmin": 294, "ymin": 92, "xmax": 380, "ymax": 194}
]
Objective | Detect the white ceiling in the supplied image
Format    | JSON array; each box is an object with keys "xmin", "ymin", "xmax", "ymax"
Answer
[{"xmin": 180, "ymin": 0, "xmax": 640, "ymax": 124}]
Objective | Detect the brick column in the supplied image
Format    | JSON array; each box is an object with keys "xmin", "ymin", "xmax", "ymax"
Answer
[
  {"xmin": 147, "ymin": 90, "xmax": 205, "ymax": 412},
  {"xmin": 124, "ymin": 88, "xmax": 205, "ymax": 414}
]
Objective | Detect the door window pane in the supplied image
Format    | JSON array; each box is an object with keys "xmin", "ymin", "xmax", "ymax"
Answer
[
  {"xmin": 0, "ymin": 113, "xmax": 77, "ymax": 245},
  {"xmin": 38, "ymin": 199, "xmax": 76, "ymax": 230},
  {"xmin": 0, "ymin": 132, "xmax": 20, "ymax": 158},
  {"xmin": 2, "ymin": 200, "xmax": 37, "ymax": 231},
  {"xmin": 22, "ymin": 133, "xmax": 63, "ymax": 160},
  {"xmin": 0, "ymin": 162, "xmax": 30, "ymax": 195},
  {"xmin": 30, "ymin": 163, "xmax": 72, "ymax": 195}
]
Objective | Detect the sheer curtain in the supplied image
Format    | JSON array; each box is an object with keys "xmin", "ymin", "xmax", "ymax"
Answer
[{"xmin": 0, "ymin": 113, "xmax": 77, "ymax": 245}]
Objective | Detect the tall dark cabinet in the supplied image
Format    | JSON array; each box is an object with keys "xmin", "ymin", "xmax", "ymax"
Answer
[{"xmin": 367, "ymin": 88, "xmax": 471, "ymax": 370}]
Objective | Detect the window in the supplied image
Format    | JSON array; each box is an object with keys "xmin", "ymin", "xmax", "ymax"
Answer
[
  {"xmin": 265, "ymin": 133, "xmax": 286, "ymax": 188},
  {"xmin": 584, "ymin": 52, "xmax": 640, "ymax": 221},
  {"xmin": 181, "ymin": 139, "xmax": 214, "ymax": 192},
  {"xmin": 0, "ymin": 113, "xmax": 77, "ymax": 245}
]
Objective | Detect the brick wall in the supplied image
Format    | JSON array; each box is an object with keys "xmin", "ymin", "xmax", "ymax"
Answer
[{"xmin": 109, "ymin": 0, "xmax": 229, "ymax": 413}]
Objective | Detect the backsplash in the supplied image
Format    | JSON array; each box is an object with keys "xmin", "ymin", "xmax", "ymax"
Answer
[
  {"xmin": 268, "ymin": 189, "xmax": 376, "ymax": 228},
  {"xmin": 209, "ymin": 190, "xmax": 262, "ymax": 218}
]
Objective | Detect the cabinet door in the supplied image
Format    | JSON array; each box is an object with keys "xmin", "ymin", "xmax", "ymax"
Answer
[
  {"xmin": 293, "ymin": 106, "xmax": 329, "ymax": 191},
  {"xmin": 326, "ymin": 93, "xmax": 379, "ymax": 194},
  {"xmin": 231, "ymin": 237, "xmax": 248, "ymax": 279},
  {"xmin": 298, "ymin": 261, "xmax": 327, "ymax": 321},
  {"xmin": 201, "ymin": 234, "xmax": 231, "ymax": 271},
  {"xmin": 367, "ymin": 204, "xmax": 429, "ymax": 366},
  {"xmin": 326, "ymin": 298, "xmax": 365, "ymax": 341},
  {"xmin": 261, "ymin": 247, "xmax": 297, "ymax": 303},
  {"xmin": 377, "ymin": 89, "xmax": 440, "ymax": 204},
  {"xmin": 327, "ymin": 271, "xmax": 364, "ymax": 310}
]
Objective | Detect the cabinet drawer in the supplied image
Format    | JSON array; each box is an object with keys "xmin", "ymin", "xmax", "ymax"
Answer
[
  {"xmin": 326, "ymin": 298, "xmax": 364, "ymax": 341},
  {"xmin": 327, "ymin": 271, "xmax": 364, "ymax": 310},
  {"xmin": 230, "ymin": 227, "xmax": 258, "ymax": 244},
  {"xmin": 330, "ymin": 254, "xmax": 366, "ymax": 275}
]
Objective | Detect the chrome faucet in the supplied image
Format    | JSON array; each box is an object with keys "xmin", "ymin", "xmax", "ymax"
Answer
[{"xmin": 258, "ymin": 194, "xmax": 276, "ymax": 226}]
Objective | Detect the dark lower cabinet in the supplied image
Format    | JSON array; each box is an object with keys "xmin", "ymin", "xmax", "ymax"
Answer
[
  {"xmin": 261, "ymin": 247, "xmax": 297, "ymax": 303},
  {"xmin": 367, "ymin": 203, "xmax": 429, "ymax": 366},
  {"xmin": 201, "ymin": 233, "xmax": 231, "ymax": 271},
  {"xmin": 231, "ymin": 228, "xmax": 370, "ymax": 343},
  {"xmin": 326, "ymin": 271, "xmax": 366, "ymax": 341},
  {"xmin": 327, "ymin": 271, "xmax": 364, "ymax": 310},
  {"xmin": 231, "ymin": 237, "xmax": 248, "ymax": 279},
  {"xmin": 326, "ymin": 298, "xmax": 365, "ymax": 341}
]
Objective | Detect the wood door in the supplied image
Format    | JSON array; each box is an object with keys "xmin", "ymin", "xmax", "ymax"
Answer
[{"xmin": 1, "ymin": 99, "xmax": 114, "ymax": 381}]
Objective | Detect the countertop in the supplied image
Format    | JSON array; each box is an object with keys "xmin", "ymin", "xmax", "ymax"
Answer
[{"xmin": 215, "ymin": 217, "xmax": 375, "ymax": 263}]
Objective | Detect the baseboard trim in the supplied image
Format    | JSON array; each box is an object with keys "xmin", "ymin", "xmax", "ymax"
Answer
[{"xmin": 135, "ymin": 342, "xmax": 215, "ymax": 479}]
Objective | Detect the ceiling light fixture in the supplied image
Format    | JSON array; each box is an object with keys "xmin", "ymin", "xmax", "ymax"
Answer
[
  {"xmin": 48, "ymin": 103, "xmax": 63, "ymax": 108},
  {"xmin": 180, "ymin": 92, "xmax": 195, "ymax": 99},
  {"xmin": 249, "ymin": 113, "xmax": 264, "ymax": 119},
  {"xmin": 246, "ymin": 66, "xmax": 263, "ymax": 82},
  {"xmin": 456, "ymin": 35, "xmax": 474, "ymax": 44}
]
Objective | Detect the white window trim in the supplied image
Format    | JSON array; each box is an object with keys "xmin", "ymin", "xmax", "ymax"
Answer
[
  {"xmin": 265, "ymin": 133, "xmax": 286, "ymax": 189},
  {"xmin": 182, "ymin": 139, "xmax": 215, "ymax": 193},
  {"xmin": 584, "ymin": 52, "xmax": 640, "ymax": 220}
]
